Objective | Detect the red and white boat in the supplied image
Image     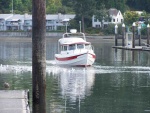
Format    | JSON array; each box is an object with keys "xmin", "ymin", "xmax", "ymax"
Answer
[{"xmin": 55, "ymin": 29, "xmax": 96, "ymax": 66}]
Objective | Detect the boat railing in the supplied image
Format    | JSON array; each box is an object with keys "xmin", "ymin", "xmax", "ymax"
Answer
[
  {"xmin": 62, "ymin": 32, "xmax": 86, "ymax": 41},
  {"xmin": 91, "ymin": 45, "xmax": 94, "ymax": 51}
]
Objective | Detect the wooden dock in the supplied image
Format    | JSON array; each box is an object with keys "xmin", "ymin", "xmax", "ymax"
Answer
[
  {"xmin": 112, "ymin": 46, "xmax": 150, "ymax": 51},
  {"xmin": 0, "ymin": 90, "xmax": 30, "ymax": 113}
]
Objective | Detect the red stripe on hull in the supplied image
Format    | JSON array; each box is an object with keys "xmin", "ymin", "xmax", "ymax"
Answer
[
  {"xmin": 55, "ymin": 53, "xmax": 95, "ymax": 61},
  {"xmin": 55, "ymin": 54, "xmax": 84, "ymax": 61}
]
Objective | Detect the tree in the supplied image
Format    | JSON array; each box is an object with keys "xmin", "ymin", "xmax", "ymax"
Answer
[
  {"xmin": 95, "ymin": 0, "xmax": 128, "ymax": 13},
  {"xmin": 95, "ymin": 4, "xmax": 109, "ymax": 29},
  {"xmin": 46, "ymin": 0, "xmax": 62, "ymax": 14},
  {"xmin": 0, "ymin": 0, "xmax": 11, "ymax": 13},
  {"xmin": 124, "ymin": 11, "xmax": 139, "ymax": 26},
  {"xmin": 73, "ymin": 0, "xmax": 96, "ymax": 32}
]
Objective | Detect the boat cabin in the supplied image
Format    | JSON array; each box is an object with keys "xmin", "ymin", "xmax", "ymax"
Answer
[{"xmin": 58, "ymin": 41, "xmax": 93, "ymax": 55}]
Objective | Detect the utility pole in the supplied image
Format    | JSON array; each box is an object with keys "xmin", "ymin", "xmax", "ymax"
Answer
[
  {"xmin": 12, "ymin": 0, "xmax": 13, "ymax": 14},
  {"xmin": 32, "ymin": 0, "xmax": 46, "ymax": 113}
]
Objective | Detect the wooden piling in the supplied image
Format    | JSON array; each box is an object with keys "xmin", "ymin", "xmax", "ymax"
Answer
[
  {"xmin": 115, "ymin": 25, "xmax": 118, "ymax": 46},
  {"xmin": 132, "ymin": 23, "xmax": 135, "ymax": 48},
  {"xmin": 138, "ymin": 26, "xmax": 141, "ymax": 46},
  {"xmin": 115, "ymin": 34, "xmax": 118, "ymax": 46},
  {"xmin": 32, "ymin": 0, "xmax": 46, "ymax": 113},
  {"xmin": 122, "ymin": 25, "xmax": 125, "ymax": 46},
  {"xmin": 147, "ymin": 25, "xmax": 150, "ymax": 47}
]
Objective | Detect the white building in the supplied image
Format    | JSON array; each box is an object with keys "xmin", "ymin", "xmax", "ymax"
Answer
[
  {"xmin": 0, "ymin": 13, "xmax": 75, "ymax": 31},
  {"xmin": 0, "ymin": 14, "xmax": 13, "ymax": 31},
  {"xmin": 92, "ymin": 8, "xmax": 124, "ymax": 28},
  {"xmin": 6, "ymin": 14, "xmax": 24, "ymax": 31}
]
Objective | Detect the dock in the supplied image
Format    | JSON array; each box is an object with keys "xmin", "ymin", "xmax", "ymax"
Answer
[
  {"xmin": 0, "ymin": 90, "xmax": 30, "ymax": 113},
  {"xmin": 112, "ymin": 46, "xmax": 143, "ymax": 50},
  {"xmin": 112, "ymin": 46, "xmax": 150, "ymax": 51}
]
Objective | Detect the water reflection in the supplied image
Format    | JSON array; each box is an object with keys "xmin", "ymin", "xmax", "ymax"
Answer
[
  {"xmin": 113, "ymin": 49, "xmax": 150, "ymax": 66},
  {"xmin": 1, "ymin": 39, "xmax": 150, "ymax": 113},
  {"xmin": 59, "ymin": 67, "xmax": 95, "ymax": 102}
]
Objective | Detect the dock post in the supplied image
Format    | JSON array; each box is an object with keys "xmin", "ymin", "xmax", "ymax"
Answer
[
  {"xmin": 115, "ymin": 24, "xmax": 118, "ymax": 46},
  {"xmin": 32, "ymin": 0, "xmax": 46, "ymax": 113},
  {"xmin": 132, "ymin": 22, "xmax": 136, "ymax": 48},
  {"xmin": 122, "ymin": 23, "xmax": 125, "ymax": 47},
  {"xmin": 138, "ymin": 25, "xmax": 141, "ymax": 46},
  {"xmin": 147, "ymin": 24, "xmax": 150, "ymax": 47}
]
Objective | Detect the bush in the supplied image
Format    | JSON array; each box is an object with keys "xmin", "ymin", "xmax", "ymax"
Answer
[
  {"xmin": 85, "ymin": 27, "xmax": 101, "ymax": 34},
  {"xmin": 141, "ymin": 27, "xmax": 147, "ymax": 35},
  {"xmin": 102, "ymin": 24, "xmax": 115, "ymax": 35}
]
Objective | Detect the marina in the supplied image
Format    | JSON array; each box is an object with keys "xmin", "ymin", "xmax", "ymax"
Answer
[{"xmin": 0, "ymin": 37, "xmax": 150, "ymax": 113}]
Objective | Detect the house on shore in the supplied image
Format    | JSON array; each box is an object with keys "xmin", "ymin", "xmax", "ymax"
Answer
[
  {"xmin": 0, "ymin": 13, "xmax": 75, "ymax": 31},
  {"xmin": 0, "ymin": 14, "xmax": 13, "ymax": 31},
  {"xmin": 92, "ymin": 8, "xmax": 124, "ymax": 28}
]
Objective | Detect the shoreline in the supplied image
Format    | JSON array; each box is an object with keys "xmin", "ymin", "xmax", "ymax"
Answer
[{"xmin": 0, "ymin": 36, "xmax": 115, "ymax": 42}]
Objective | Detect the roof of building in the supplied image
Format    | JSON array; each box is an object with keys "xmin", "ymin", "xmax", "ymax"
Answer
[
  {"xmin": 6, "ymin": 14, "xmax": 24, "ymax": 21},
  {"xmin": 109, "ymin": 8, "xmax": 119, "ymax": 16},
  {"xmin": 0, "ymin": 14, "xmax": 13, "ymax": 20},
  {"xmin": 46, "ymin": 14, "xmax": 75, "ymax": 20},
  {"xmin": 0, "ymin": 13, "xmax": 75, "ymax": 22}
]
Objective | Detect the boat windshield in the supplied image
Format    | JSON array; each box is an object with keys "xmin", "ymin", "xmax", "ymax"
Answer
[
  {"xmin": 69, "ymin": 44, "xmax": 76, "ymax": 50},
  {"xmin": 77, "ymin": 44, "xmax": 84, "ymax": 49},
  {"xmin": 85, "ymin": 44, "xmax": 91, "ymax": 49}
]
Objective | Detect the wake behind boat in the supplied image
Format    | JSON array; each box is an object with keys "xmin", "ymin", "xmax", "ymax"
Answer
[{"xmin": 55, "ymin": 29, "xmax": 96, "ymax": 66}]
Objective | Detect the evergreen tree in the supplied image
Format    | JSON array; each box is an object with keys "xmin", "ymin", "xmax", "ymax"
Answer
[
  {"xmin": 0, "ymin": 0, "xmax": 11, "ymax": 13},
  {"xmin": 73, "ymin": 0, "xmax": 96, "ymax": 32}
]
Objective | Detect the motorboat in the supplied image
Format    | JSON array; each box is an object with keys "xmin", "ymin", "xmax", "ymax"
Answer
[{"xmin": 55, "ymin": 29, "xmax": 96, "ymax": 66}]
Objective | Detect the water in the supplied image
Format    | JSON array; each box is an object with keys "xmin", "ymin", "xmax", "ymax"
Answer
[{"xmin": 0, "ymin": 38, "xmax": 150, "ymax": 113}]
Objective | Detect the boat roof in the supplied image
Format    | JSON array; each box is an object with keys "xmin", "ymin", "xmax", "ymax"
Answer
[{"xmin": 59, "ymin": 37, "xmax": 90, "ymax": 45}]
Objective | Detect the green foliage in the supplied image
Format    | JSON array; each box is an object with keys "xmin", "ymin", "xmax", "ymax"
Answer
[
  {"xmin": 126, "ymin": 0, "xmax": 150, "ymax": 13},
  {"xmin": 102, "ymin": 24, "xmax": 115, "ymax": 35},
  {"xmin": 46, "ymin": 0, "xmax": 62, "ymax": 14},
  {"xmin": 101, "ymin": 24, "xmax": 123, "ymax": 35},
  {"xmin": 95, "ymin": 4, "xmax": 108, "ymax": 22},
  {"xmin": 85, "ymin": 27, "xmax": 101, "ymax": 34},
  {"xmin": 95, "ymin": 0, "xmax": 128, "ymax": 13},
  {"xmin": 124, "ymin": 11, "xmax": 140, "ymax": 26},
  {"xmin": 141, "ymin": 27, "xmax": 147, "ymax": 35}
]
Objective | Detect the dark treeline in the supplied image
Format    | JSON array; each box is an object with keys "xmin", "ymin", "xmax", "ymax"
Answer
[
  {"xmin": 0, "ymin": 0, "xmax": 150, "ymax": 14},
  {"xmin": 126, "ymin": 0, "xmax": 150, "ymax": 12}
]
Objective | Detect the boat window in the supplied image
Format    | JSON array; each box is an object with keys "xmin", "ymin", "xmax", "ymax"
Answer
[
  {"xmin": 61, "ymin": 45, "xmax": 67, "ymax": 51},
  {"xmin": 77, "ymin": 44, "xmax": 84, "ymax": 49},
  {"xmin": 85, "ymin": 44, "xmax": 91, "ymax": 49},
  {"xmin": 69, "ymin": 44, "xmax": 76, "ymax": 50}
]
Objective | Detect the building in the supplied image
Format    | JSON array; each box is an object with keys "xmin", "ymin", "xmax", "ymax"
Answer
[
  {"xmin": 0, "ymin": 14, "xmax": 13, "ymax": 31},
  {"xmin": 0, "ymin": 13, "xmax": 75, "ymax": 31},
  {"xmin": 6, "ymin": 14, "xmax": 24, "ymax": 31},
  {"xmin": 92, "ymin": 8, "xmax": 124, "ymax": 28}
]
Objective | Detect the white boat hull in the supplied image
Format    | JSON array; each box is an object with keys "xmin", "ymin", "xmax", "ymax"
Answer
[{"xmin": 55, "ymin": 52, "xmax": 95, "ymax": 66}]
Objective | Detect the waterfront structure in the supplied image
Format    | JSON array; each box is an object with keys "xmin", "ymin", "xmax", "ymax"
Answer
[
  {"xmin": 92, "ymin": 8, "xmax": 124, "ymax": 28},
  {"xmin": 0, "ymin": 13, "xmax": 75, "ymax": 31},
  {"xmin": 6, "ymin": 14, "xmax": 24, "ymax": 31},
  {"xmin": 0, "ymin": 14, "xmax": 13, "ymax": 31}
]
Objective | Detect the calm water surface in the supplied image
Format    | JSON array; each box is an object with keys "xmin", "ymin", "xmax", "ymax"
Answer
[{"xmin": 0, "ymin": 38, "xmax": 150, "ymax": 113}]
